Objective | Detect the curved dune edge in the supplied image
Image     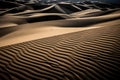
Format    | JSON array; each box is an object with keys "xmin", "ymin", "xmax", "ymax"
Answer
[
  {"xmin": 0, "ymin": 8, "xmax": 119, "ymax": 26},
  {"xmin": 0, "ymin": 25, "xmax": 120, "ymax": 80},
  {"xmin": 0, "ymin": 18, "xmax": 120, "ymax": 47}
]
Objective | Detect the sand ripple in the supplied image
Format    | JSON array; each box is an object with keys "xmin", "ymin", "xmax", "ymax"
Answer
[{"xmin": 0, "ymin": 26, "xmax": 120, "ymax": 80}]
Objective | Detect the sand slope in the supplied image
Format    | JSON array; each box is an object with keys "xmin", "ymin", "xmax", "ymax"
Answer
[{"xmin": 0, "ymin": 25, "xmax": 120, "ymax": 80}]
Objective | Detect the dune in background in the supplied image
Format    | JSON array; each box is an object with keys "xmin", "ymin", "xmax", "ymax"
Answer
[{"xmin": 0, "ymin": 1, "xmax": 120, "ymax": 80}]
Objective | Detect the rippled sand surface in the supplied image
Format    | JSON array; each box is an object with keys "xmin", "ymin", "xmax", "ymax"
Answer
[{"xmin": 0, "ymin": 1, "xmax": 120, "ymax": 80}]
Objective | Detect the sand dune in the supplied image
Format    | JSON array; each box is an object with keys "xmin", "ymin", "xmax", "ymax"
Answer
[
  {"xmin": 0, "ymin": 9, "xmax": 119, "ymax": 26},
  {"xmin": 0, "ymin": 1, "xmax": 30, "ymax": 16},
  {"xmin": 13, "ymin": 3, "xmax": 81, "ymax": 15},
  {"xmin": 21, "ymin": 13, "xmax": 120, "ymax": 27},
  {"xmin": 21, "ymin": 13, "xmax": 70, "ymax": 23},
  {"xmin": 80, "ymin": 8, "xmax": 120, "ymax": 17},
  {"xmin": 27, "ymin": 3, "xmax": 51, "ymax": 10},
  {"xmin": 70, "ymin": 9, "xmax": 101, "ymax": 17},
  {"xmin": 0, "ymin": 1, "xmax": 120, "ymax": 80},
  {"xmin": 0, "ymin": 25, "xmax": 120, "ymax": 80}
]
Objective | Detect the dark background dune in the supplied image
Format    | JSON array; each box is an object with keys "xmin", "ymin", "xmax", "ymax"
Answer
[{"xmin": 95, "ymin": 0, "xmax": 120, "ymax": 4}]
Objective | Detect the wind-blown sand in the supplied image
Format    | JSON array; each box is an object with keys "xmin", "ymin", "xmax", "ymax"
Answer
[
  {"xmin": 0, "ymin": 1, "xmax": 120, "ymax": 80},
  {"xmin": 0, "ymin": 25, "xmax": 120, "ymax": 80}
]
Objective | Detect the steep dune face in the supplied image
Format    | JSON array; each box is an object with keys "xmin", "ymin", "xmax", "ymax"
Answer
[{"xmin": 0, "ymin": 1, "xmax": 120, "ymax": 80}]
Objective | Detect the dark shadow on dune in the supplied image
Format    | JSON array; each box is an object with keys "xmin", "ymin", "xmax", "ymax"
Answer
[
  {"xmin": 94, "ymin": 2, "xmax": 116, "ymax": 9},
  {"xmin": 0, "ymin": 1, "xmax": 20, "ymax": 8},
  {"xmin": 0, "ymin": 1, "xmax": 31, "ymax": 16},
  {"xmin": 0, "ymin": 67, "xmax": 12, "ymax": 80},
  {"xmin": 0, "ymin": 26, "xmax": 18, "ymax": 37},
  {"xmin": 0, "ymin": 5, "xmax": 30, "ymax": 16},
  {"xmin": 58, "ymin": 4, "xmax": 81, "ymax": 13},
  {"xmin": 26, "ymin": 15, "xmax": 66, "ymax": 23},
  {"xmin": 27, "ymin": 4, "xmax": 50, "ymax": 10},
  {"xmin": 58, "ymin": 17, "xmax": 120, "ymax": 27}
]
